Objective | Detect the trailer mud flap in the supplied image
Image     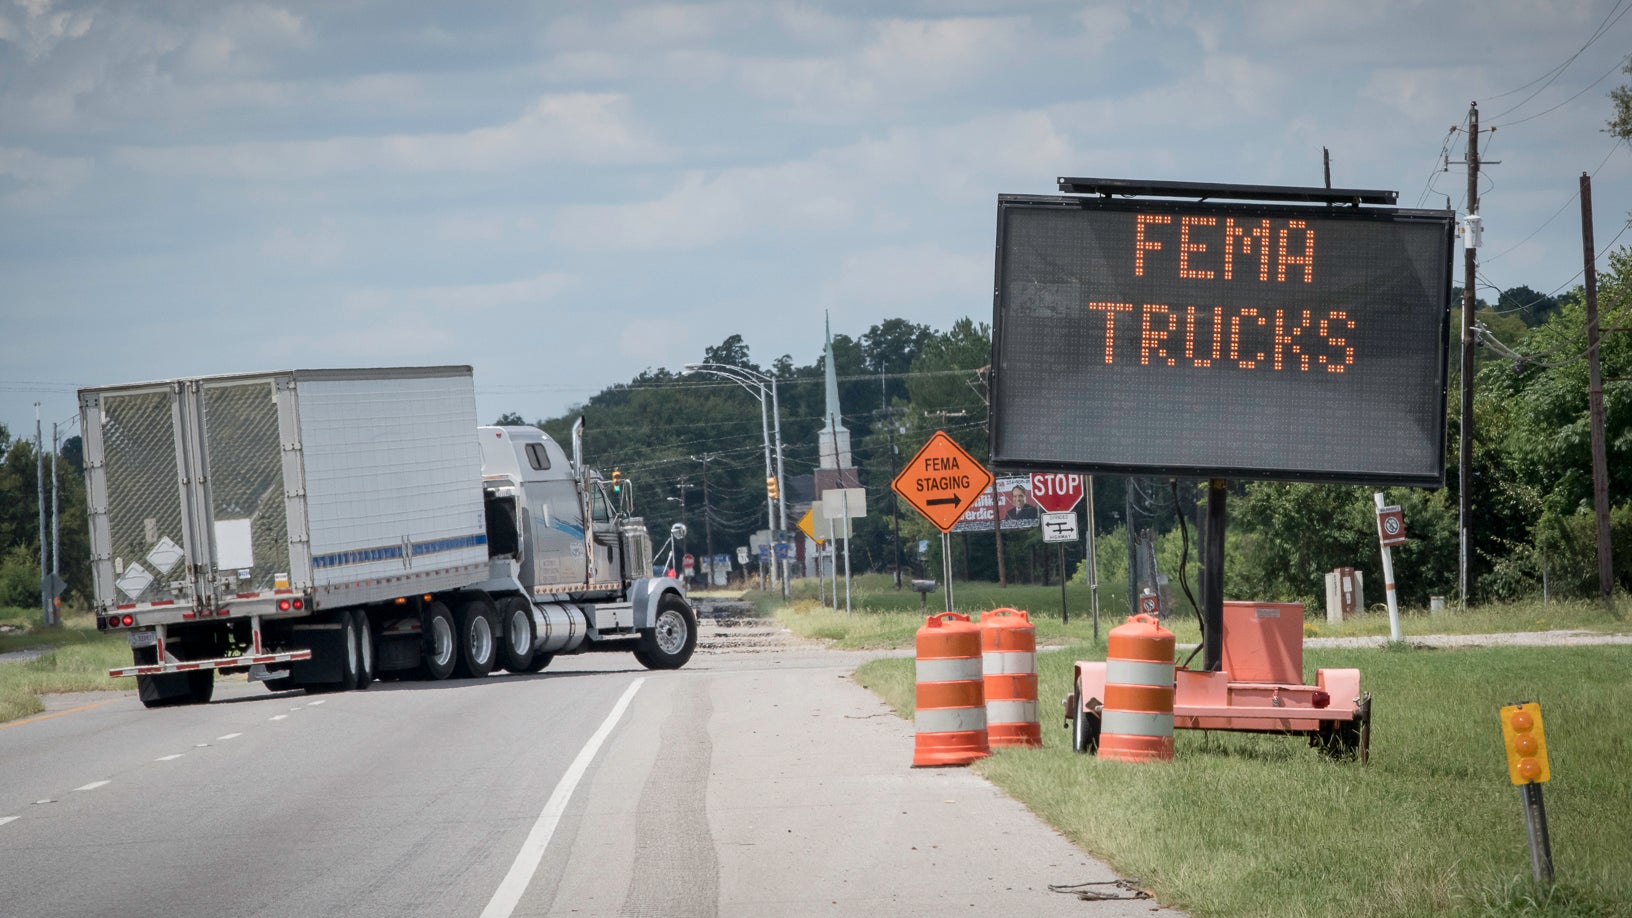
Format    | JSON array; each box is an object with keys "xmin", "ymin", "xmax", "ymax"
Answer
[{"xmin": 289, "ymin": 623, "xmax": 345, "ymax": 684}]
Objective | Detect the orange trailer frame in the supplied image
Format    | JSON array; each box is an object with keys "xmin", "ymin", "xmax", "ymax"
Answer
[{"xmin": 1064, "ymin": 601, "xmax": 1371, "ymax": 763}]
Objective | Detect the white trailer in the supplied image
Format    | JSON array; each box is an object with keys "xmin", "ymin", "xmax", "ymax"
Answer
[{"xmin": 79, "ymin": 366, "xmax": 695, "ymax": 707}]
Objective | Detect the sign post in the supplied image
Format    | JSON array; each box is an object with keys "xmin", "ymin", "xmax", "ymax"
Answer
[
  {"xmin": 1033, "ymin": 474, "xmax": 1085, "ymax": 624},
  {"xmin": 893, "ymin": 431, "xmax": 993, "ymax": 612},
  {"xmin": 1374, "ymin": 493, "xmax": 1405, "ymax": 642}
]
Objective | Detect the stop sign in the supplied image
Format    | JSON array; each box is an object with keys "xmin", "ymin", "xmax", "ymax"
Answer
[
  {"xmin": 1029, "ymin": 473, "xmax": 1084, "ymax": 513},
  {"xmin": 682, "ymin": 553, "xmax": 695, "ymax": 574}
]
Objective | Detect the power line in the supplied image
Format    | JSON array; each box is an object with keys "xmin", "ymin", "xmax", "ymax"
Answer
[{"xmin": 1486, "ymin": 0, "xmax": 1632, "ymax": 120}]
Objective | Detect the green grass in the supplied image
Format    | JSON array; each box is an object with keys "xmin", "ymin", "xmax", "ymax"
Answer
[
  {"xmin": 0, "ymin": 605, "xmax": 127, "ymax": 723},
  {"xmin": 763, "ymin": 577, "xmax": 1628, "ymax": 653},
  {"xmin": 852, "ymin": 639, "xmax": 1632, "ymax": 917}
]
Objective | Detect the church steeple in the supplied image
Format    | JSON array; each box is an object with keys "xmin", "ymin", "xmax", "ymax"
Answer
[{"xmin": 818, "ymin": 312, "xmax": 852, "ymax": 470}]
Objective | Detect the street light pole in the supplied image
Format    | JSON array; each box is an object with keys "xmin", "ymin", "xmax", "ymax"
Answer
[
  {"xmin": 769, "ymin": 376, "xmax": 788, "ymax": 599},
  {"xmin": 684, "ymin": 363, "xmax": 788, "ymax": 598}
]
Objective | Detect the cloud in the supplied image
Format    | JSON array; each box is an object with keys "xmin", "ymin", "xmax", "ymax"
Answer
[
  {"xmin": 815, "ymin": 242, "xmax": 989, "ymax": 327},
  {"xmin": 550, "ymin": 109, "xmax": 1078, "ymax": 252},
  {"xmin": 0, "ymin": 145, "xmax": 91, "ymax": 206},
  {"xmin": 112, "ymin": 93, "xmax": 667, "ymax": 179}
]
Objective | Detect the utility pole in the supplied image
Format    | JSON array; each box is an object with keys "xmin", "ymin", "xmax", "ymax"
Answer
[
  {"xmin": 695, "ymin": 453, "xmax": 718, "ymax": 589},
  {"xmin": 1459, "ymin": 101, "xmax": 1479, "ymax": 611},
  {"xmin": 36, "ymin": 404, "xmax": 48, "ymax": 626},
  {"xmin": 1580, "ymin": 173, "xmax": 1615, "ymax": 603},
  {"xmin": 51, "ymin": 422, "xmax": 60, "ymax": 626}
]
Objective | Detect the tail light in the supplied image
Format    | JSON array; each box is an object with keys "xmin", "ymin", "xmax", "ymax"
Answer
[{"xmin": 1311, "ymin": 691, "xmax": 1331, "ymax": 709}]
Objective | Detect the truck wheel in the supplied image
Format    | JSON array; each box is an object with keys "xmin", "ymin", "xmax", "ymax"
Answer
[
  {"xmin": 636, "ymin": 594, "xmax": 696, "ymax": 670},
  {"xmin": 454, "ymin": 598, "xmax": 497, "ymax": 679},
  {"xmin": 523, "ymin": 652, "xmax": 553, "ymax": 673},
  {"xmin": 352, "ymin": 609, "xmax": 374, "ymax": 690},
  {"xmin": 1071, "ymin": 680, "xmax": 1101, "ymax": 754},
  {"xmin": 497, "ymin": 597, "xmax": 535, "ymax": 674},
  {"xmin": 417, "ymin": 602, "xmax": 458, "ymax": 681},
  {"xmin": 339, "ymin": 611, "xmax": 361, "ymax": 691}
]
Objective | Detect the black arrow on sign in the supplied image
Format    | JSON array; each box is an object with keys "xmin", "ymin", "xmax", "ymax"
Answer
[{"xmin": 925, "ymin": 494, "xmax": 962, "ymax": 507}]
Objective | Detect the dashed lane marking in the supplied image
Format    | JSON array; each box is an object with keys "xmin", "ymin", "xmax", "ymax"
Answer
[
  {"xmin": 218, "ymin": 733, "xmax": 243, "ymax": 741},
  {"xmin": 74, "ymin": 781, "xmax": 110, "ymax": 792},
  {"xmin": 156, "ymin": 754, "xmax": 184, "ymax": 762},
  {"xmin": 0, "ymin": 816, "xmax": 17, "ymax": 827}
]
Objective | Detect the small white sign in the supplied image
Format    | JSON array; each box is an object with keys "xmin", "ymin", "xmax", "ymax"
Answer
[
  {"xmin": 214, "ymin": 518, "xmax": 255, "ymax": 571},
  {"xmin": 145, "ymin": 536, "xmax": 185, "ymax": 575},
  {"xmin": 821, "ymin": 488, "xmax": 867, "ymax": 519},
  {"xmin": 1041, "ymin": 511, "xmax": 1079, "ymax": 543},
  {"xmin": 736, "ymin": 546, "xmax": 750, "ymax": 565},
  {"xmin": 116, "ymin": 562, "xmax": 155, "ymax": 601}
]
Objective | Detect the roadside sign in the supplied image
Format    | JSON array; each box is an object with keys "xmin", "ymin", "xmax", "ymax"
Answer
[
  {"xmin": 1041, "ymin": 511, "xmax": 1078, "ymax": 543},
  {"xmin": 798, "ymin": 506, "xmax": 824, "ymax": 545},
  {"xmin": 737, "ymin": 546, "xmax": 750, "ymax": 565},
  {"xmin": 682, "ymin": 553, "xmax": 695, "ymax": 575},
  {"xmin": 1377, "ymin": 505, "xmax": 1406, "ymax": 546},
  {"xmin": 1030, "ymin": 473, "xmax": 1084, "ymax": 514},
  {"xmin": 892, "ymin": 431, "xmax": 994, "ymax": 533},
  {"xmin": 821, "ymin": 488, "xmax": 866, "ymax": 518}
]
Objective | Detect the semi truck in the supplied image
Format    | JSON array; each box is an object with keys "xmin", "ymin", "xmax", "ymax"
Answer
[{"xmin": 78, "ymin": 365, "xmax": 696, "ymax": 708}]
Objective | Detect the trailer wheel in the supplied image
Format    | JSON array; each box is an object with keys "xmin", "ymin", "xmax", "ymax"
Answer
[
  {"xmin": 339, "ymin": 611, "xmax": 362, "ymax": 691},
  {"xmin": 352, "ymin": 609, "xmax": 374, "ymax": 690},
  {"xmin": 497, "ymin": 597, "xmax": 535, "ymax": 674},
  {"xmin": 1071, "ymin": 680, "xmax": 1101, "ymax": 754},
  {"xmin": 417, "ymin": 602, "xmax": 458, "ymax": 680},
  {"xmin": 454, "ymin": 598, "xmax": 497, "ymax": 679},
  {"xmin": 635, "ymin": 594, "xmax": 696, "ymax": 670}
]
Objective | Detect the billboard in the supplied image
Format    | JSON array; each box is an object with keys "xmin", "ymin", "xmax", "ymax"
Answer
[
  {"xmin": 949, "ymin": 476, "xmax": 1042, "ymax": 533},
  {"xmin": 990, "ymin": 195, "xmax": 1455, "ymax": 486}
]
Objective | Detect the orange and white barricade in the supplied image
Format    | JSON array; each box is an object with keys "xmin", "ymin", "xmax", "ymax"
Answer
[
  {"xmin": 1098, "ymin": 613, "xmax": 1176, "ymax": 762},
  {"xmin": 913, "ymin": 612, "xmax": 989, "ymax": 766},
  {"xmin": 980, "ymin": 608, "xmax": 1041, "ymax": 748}
]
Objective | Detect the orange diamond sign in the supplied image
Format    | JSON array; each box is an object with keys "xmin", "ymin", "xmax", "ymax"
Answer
[{"xmin": 892, "ymin": 431, "xmax": 994, "ymax": 533}]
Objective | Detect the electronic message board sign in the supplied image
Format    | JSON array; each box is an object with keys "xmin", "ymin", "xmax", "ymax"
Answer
[{"xmin": 990, "ymin": 194, "xmax": 1455, "ymax": 486}]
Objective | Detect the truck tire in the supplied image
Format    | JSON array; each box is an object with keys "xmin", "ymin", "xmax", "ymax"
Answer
[
  {"xmin": 352, "ymin": 609, "xmax": 375, "ymax": 690},
  {"xmin": 635, "ymin": 593, "xmax": 697, "ymax": 670},
  {"xmin": 497, "ymin": 597, "xmax": 535, "ymax": 674},
  {"xmin": 454, "ymin": 598, "xmax": 497, "ymax": 679},
  {"xmin": 522, "ymin": 653, "xmax": 554, "ymax": 673},
  {"xmin": 339, "ymin": 611, "xmax": 361, "ymax": 691},
  {"xmin": 417, "ymin": 602, "xmax": 458, "ymax": 681}
]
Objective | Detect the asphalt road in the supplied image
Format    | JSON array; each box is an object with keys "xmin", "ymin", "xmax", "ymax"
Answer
[{"xmin": 0, "ymin": 606, "xmax": 1166, "ymax": 917}]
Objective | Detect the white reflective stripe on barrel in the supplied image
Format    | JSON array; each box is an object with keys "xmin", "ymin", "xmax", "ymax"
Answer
[
  {"xmin": 916, "ymin": 656, "xmax": 984, "ymax": 683},
  {"xmin": 1101, "ymin": 710, "xmax": 1175, "ymax": 738},
  {"xmin": 915, "ymin": 706, "xmax": 987, "ymax": 734},
  {"xmin": 985, "ymin": 699, "xmax": 1039, "ymax": 724},
  {"xmin": 981, "ymin": 651, "xmax": 1036, "ymax": 674},
  {"xmin": 1104, "ymin": 659, "xmax": 1175, "ymax": 687}
]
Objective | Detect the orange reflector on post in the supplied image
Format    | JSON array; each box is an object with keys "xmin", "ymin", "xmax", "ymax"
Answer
[
  {"xmin": 1098, "ymin": 613, "xmax": 1176, "ymax": 763},
  {"xmin": 913, "ymin": 612, "xmax": 989, "ymax": 767},
  {"xmin": 980, "ymin": 608, "xmax": 1041, "ymax": 748}
]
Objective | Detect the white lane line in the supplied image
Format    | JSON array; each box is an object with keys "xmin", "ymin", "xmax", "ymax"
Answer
[
  {"xmin": 270, "ymin": 714, "xmax": 288, "ymax": 722},
  {"xmin": 33, "ymin": 799, "xmax": 53, "ymax": 805},
  {"xmin": 306, "ymin": 699, "xmax": 325, "ymax": 706},
  {"xmin": 218, "ymin": 733, "xmax": 243, "ymax": 741},
  {"xmin": 479, "ymin": 678, "xmax": 645, "ymax": 918},
  {"xmin": 74, "ymin": 781, "xmax": 110, "ymax": 792},
  {"xmin": 195, "ymin": 743, "xmax": 211, "ymax": 748},
  {"xmin": 156, "ymin": 754, "xmax": 184, "ymax": 762},
  {"xmin": 0, "ymin": 816, "xmax": 17, "ymax": 827}
]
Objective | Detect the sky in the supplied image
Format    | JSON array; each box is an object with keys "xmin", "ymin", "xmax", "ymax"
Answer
[{"xmin": 2, "ymin": 0, "xmax": 1630, "ymax": 446}]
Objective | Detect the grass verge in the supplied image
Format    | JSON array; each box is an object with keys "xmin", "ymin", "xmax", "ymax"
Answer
[
  {"xmin": 854, "ymin": 640, "xmax": 1631, "ymax": 917},
  {"xmin": 0, "ymin": 606, "xmax": 127, "ymax": 723}
]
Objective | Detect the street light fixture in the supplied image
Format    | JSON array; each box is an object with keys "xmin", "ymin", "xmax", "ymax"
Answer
[{"xmin": 682, "ymin": 362, "xmax": 789, "ymax": 599}]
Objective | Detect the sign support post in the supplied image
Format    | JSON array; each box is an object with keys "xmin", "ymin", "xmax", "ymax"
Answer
[
  {"xmin": 1374, "ymin": 492, "xmax": 1404, "ymax": 642},
  {"xmin": 1087, "ymin": 476, "xmax": 1099, "ymax": 642}
]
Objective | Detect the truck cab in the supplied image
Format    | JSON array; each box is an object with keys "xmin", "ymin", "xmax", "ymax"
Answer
[{"xmin": 477, "ymin": 426, "xmax": 653, "ymax": 599}]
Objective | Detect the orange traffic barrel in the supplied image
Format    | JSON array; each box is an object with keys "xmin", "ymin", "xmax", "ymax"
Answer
[
  {"xmin": 980, "ymin": 608, "xmax": 1040, "ymax": 748},
  {"xmin": 1098, "ymin": 613, "xmax": 1176, "ymax": 763},
  {"xmin": 913, "ymin": 612, "xmax": 989, "ymax": 766}
]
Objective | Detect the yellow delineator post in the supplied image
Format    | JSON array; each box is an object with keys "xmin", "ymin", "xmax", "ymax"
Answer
[{"xmin": 1499, "ymin": 702, "xmax": 1554, "ymax": 886}]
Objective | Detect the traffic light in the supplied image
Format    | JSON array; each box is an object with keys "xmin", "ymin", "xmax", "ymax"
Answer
[
  {"xmin": 1499, "ymin": 702, "xmax": 1551, "ymax": 785},
  {"xmin": 766, "ymin": 476, "xmax": 779, "ymax": 499},
  {"xmin": 611, "ymin": 468, "xmax": 623, "ymax": 496}
]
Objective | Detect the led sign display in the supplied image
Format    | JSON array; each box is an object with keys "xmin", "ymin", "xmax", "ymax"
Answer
[{"xmin": 990, "ymin": 195, "xmax": 1455, "ymax": 485}]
